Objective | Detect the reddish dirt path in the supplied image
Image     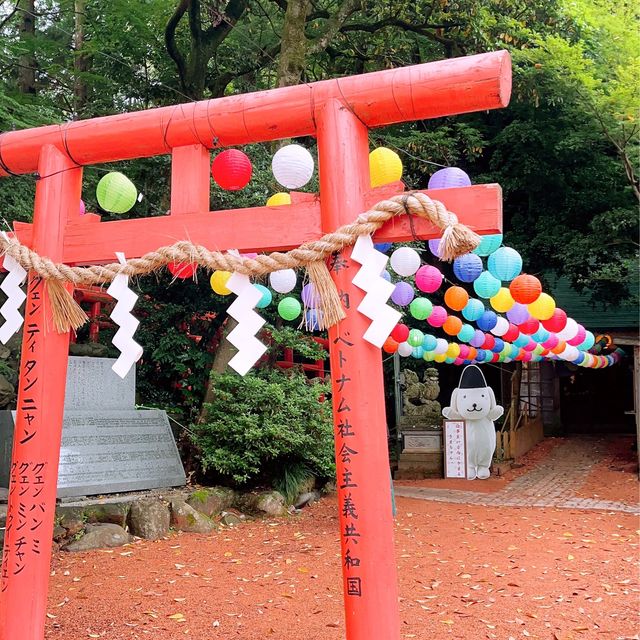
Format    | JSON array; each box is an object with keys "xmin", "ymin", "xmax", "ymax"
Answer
[{"xmin": 46, "ymin": 497, "xmax": 639, "ymax": 640}]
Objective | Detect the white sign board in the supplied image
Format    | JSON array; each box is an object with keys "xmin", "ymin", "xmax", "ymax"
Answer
[{"xmin": 443, "ymin": 420, "xmax": 467, "ymax": 479}]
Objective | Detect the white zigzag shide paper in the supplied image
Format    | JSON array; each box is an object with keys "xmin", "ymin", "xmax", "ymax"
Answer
[
  {"xmin": 351, "ymin": 235, "xmax": 401, "ymax": 348},
  {"xmin": 0, "ymin": 254, "xmax": 27, "ymax": 344},
  {"xmin": 226, "ymin": 272, "xmax": 267, "ymax": 376},
  {"xmin": 107, "ymin": 253, "xmax": 143, "ymax": 378}
]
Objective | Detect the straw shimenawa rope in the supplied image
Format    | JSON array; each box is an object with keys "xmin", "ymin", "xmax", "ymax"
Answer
[{"xmin": 0, "ymin": 192, "xmax": 480, "ymax": 333}]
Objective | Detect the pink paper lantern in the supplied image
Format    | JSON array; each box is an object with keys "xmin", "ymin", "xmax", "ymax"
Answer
[
  {"xmin": 415, "ymin": 265, "xmax": 443, "ymax": 293},
  {"xmin": 427, "ymin": 305, "xmax": 447, "ymax": 327},
  {"xmin": 567, "ymin": 325, "xmax": 586, "ymax": 346}
]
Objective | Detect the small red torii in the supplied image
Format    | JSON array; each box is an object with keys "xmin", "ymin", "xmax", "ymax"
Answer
[{"xmin": 0, "ymin": 51, "xmax": 509, "ymax": 640}]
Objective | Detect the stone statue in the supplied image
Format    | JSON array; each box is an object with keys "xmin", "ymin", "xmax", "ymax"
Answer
[
  {"xmin": 442, "ymin": 365, "xmax": 503, "ymax": 480},
  {"xmin": 401, "ymin": 368, "xmax": 441, "ymax": 423}
]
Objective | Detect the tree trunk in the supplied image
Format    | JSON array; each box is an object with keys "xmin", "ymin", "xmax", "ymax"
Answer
[
  {"xmin": 17, "ymin": 0, "xmax": 36, "ymax": 96},
  {"xmin": 276, "ymin": 0, "xmax": 311, "ymax": 88},
  {"xmin": 73, "ymin": 0, "xmax": 90, "ymax": 116}
]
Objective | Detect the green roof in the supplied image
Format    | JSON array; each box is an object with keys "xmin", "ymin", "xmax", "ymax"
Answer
[{"xmin": 548, "ymin": 276, "xmax": 639, "ymax": 331}]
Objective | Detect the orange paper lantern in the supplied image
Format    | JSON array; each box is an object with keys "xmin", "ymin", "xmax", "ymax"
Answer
[
  {"xmin": 382, "ymin": 337, "xmax": 399, "ymax": 353},
  {"xmin": 444, "ymin": 286, "xmax": 469, "ymax": 311},
  {"xmin": 442, "ymin": 315, "xmax": 463, "ymax": 336},
  {"xmin": 509, "ymin": 274, "xmax": 542, "ymax": 304},
  {"xmin": 551, "ymin": 340, "xmax": 567, "ymax": 355}
]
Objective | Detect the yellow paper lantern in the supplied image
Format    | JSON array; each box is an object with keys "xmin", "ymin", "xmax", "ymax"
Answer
[
  {"xmin": 369, "ymin": 147, "xmax": 403, "ymax": 188},
  {"xmin": 210, "ymin": 270, "xmax": 232, "ymax": 295},
  {"xmin": 446, "ymin": 342, "xmax": 460, "ymax": 358},
  {"xmin": 434, "ymin": 353, "xmax": 447, "ymax": 363},
  {"xmin": 528, "ymin": 292, "xmax": 556, "ymax": 321},
  {"xmin": 490, "ymin": 287, "xmax": 515, "ymax": 313},
  {"xmin": 266, "ymin": 192, "xmax": 291, "ymax": 207}
]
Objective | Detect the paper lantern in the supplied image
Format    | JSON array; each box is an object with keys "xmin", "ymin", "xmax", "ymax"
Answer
[
  {"xmin": 428, "ymin": 238, "xmax": 443, "ymax": 258},
  {"xmin": 506, "ymin": 302, "xmax": 529, "ymax": 326},
  {"xmin": 453, "ymin": 253, "xmax": 483, "ymax": 283},
  {"xmin": 434, "ymin": 353, "xmax": 447, "ymax": 363},
  {"xmin": 266, "ymin": 192, "xmax": 291, "ymax": 206},
  {"xmin": 382, "ymin": 337, "xmax": 398, "ymax": 354},
  {"xmin": 168, "ymin": 262, "xmax": 197, "ymax": 279},
  {"xmin": 473, "ymin": 233, "xmax": 503, "ymax": 257},
  {"xmin": 369, "ymin": 147, "xmax": 403, "ymax": 187},
  {"xmin": 487, "ymin": 247, "xmax": 522, "ymax": 281},
  {"xmin": 428, "ymin": 167, "xmax": 471, "ymax": 189},
  {"xmin": 446, "ymin": 343, "xmax": 461, "ymax": 358},
  {"xmin": 434, "ymin": 338, "xmax": 448, "ymax": 355},
  {"xmin": 579, "ymin": 331, "xmax": 595, "ymax": 351},
  {"xmin": 301, "ymin": 283, "xmax": 319, "ymax": 307},
  {"xmin": 422, "ymin": 334, "xmax": 437, "ymax": 351},
  {"xmin": 567, "ymin": 325, "xmax": 586, "ymax": 347},
  {"xmin": 473, "ymin": 271, "xmax": 501, "ymax": 299},
  {"xmin": 390, "ymin": 247, "xmax": 421, "ymax": 276},
  {"xmin": 210, "ymin": 270, "xmax": 232, "ymax": 294},
  {"xmin": 541, "ymin": 308, "xmax": 567, "ymax": 333},
  {"xmin": 391, "ymin": 281, "xmax": 415, "ymax": 306},
  {"xmin": 278, "ymin": 297, "xmax": 302, "ymax": 321},
  {"xmin": 211, "ymin": 149, "xmax": 252, "ymax": 190},
  {"xmin": 556, "ymin": 317, "xmax": 578, "ymax": 342},
  {"xmin": 423, "ymin": 350, "xmax": 436, "ymax": 362},
  {"xmin": 491, "ymin": 316, "xmax": 510, "ymax": 337},
  {"xmin": 443, "ymin": 315, "xmax": 463, "ymax": 336},
  {"xmin": 477, "ymin": 310, "xmax": 498, "ymax": 332},
  {"xmin": 254, "ymin": 284, "xmax": 272, "ymax": 308},
  {"xmin": 415, "ymin": 265, "xmax": 443, "ymax": 293},
  {"xmin": 380, "ymin": 269, "xmax": 391, "ymax": 282},
  {"xmin": 490, "ymin": 287, "xmax": 514, "ymax": 313},
  {"xmin": 573, "ymin": 352, "xmax": 585, "ymax": 365},
  {"xmin": 427, "ymin": 305, "xmax": 447, "ymax": 327},
  {"xmin": 514, "ymin": 333, "xmax": 530, "ymax": 348},
  {"xmin": 409, "ymin": 297, "xmax": 432, "ymax": 320},
  {"xmin": 305, "ymin": 309, "xmax": 322, "ymax": 331},
  {"xmin": 482, "ymin": 334, "xmax": 495, "ymax": 350},
  {"xmin": 272, "ymin": 144, "xmax": 314, "ymax": 189},
  {"xmin": 398, "ymin": 342, "xmax": 413, "ymax": 357},
  {"xmin": 458, "ymin": 345, "xmax": 470, "ymax": 359},
  {"xmin": 391, "ymin": 324, "xmax": 410, "ymax": 342},
  {"xmin": 492, "ymin": 338, "xmax": 505, "ymax": 353},
  {"xmin": 467, "ymin": 347, "xmax": 478, "ymax": 360},
  {"xmin": 462, "ymin": 298, "xmax": 485, "ymax": 321},
  {"xmin": 96, "ymin": 172, "xmax": 137, "ymax": 214},
  {"xmin": 412, "ymin": 346, "xmax": 425, "ymax": 359},
  {"xmin": 269, "ymin": 268, "xmax": 297, "ymax": 293},
  {"xmin": 444, "ymin": 286, "xmax": 469, "ymax": 311},
  {"xmin": 457, "ymin": 324, "xmax": 475, "ymax": 343},
  {"xmin": 527, "ymin": 292, "xmax": 556, "ymax": 321},
  {"xmin": 510, "ymin": 274, "xmax": 542, "ymax": 304},
  {"xmin": 79, "ymin": 199, "xmax": 86, "ymax": 216},
  {"xmin": 374, "ymin": 242, "xmax": 393, "ymax": 253},
  {"xmin": 470, "ymin": 330, "xmax": 485, "ymax": 348},
  {"xmin": 408, "ymin": 329, "xmax": 424, "ymax": 347},
  {"xmin": 542, "ymin": 335, "xmax": 559, "ymax": 350},
  {"xmin": 519, "ymin": 317, "xmax": 540, "ymax": 335},
  {"xmin": 503, "ymin": 323, "xmax": 520, "ymax": 342},
  {"xmin": 531, "ymin": 327, "xmax": 550, "ymax": 343},
  {"xmin": 551, "ymin": 340, "xmax": 567, "ymax": 355}
]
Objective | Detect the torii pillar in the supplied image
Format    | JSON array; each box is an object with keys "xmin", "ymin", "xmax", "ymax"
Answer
[{"xmin": 0, "ymin": 51, "xmax": 510, "ymax": 640}]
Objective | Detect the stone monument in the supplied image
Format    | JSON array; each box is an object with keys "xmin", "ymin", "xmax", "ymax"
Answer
[
  {"xmin": 395, "ymin": 368, "xmax": 444, "ymax": 479},
  {"xmin": 0, "ymin": 356, "xmax": 186, "ymax": 497}
]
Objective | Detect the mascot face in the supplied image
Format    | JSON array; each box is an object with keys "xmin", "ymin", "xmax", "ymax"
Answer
[{"xmin": 450, "ymin": 364, "xmax": 498, "ymax": 420}]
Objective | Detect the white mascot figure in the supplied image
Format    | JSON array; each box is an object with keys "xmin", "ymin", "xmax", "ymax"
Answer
[{"xmin": 442, "ymin": 365, "xmax": 503, "ymax": 480}]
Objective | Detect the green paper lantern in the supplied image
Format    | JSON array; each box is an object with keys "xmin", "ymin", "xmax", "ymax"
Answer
[
  {"xmin": 96, "ymin": 172, "xmax": 138, "ymax": 214},
  {"xmin": 278, "ymin": 297, "xmax": 301, "ymax": 321},
  {"xmin": 407, "ymin": 329, "xmax": 424, "ymax": 347},
  {"xmin": 409, "ymin": 297, "xmax": 432, "ymax": 320},
  {"xmin": 423, "ymin": 350, "xmax": 436, "ymax": 362}
]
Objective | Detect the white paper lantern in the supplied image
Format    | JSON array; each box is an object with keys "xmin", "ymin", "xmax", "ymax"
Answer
[
  {"xmin": 558, "ymin": 344, "xmax": 579, "ymax": 361},
  {"xmin": 556, "ymin": 317, "xmax": 578, "ymax": 341},
  {"xmin": 434, "ymin": 338, "xmax": 448, "ymax": 355},
  {"xmin": 269, "ymin": 268, "xmax": 297, "ymax": 293},
  {"xmin": 397, "ymin": 341, "xmax": 413, "ymax": 357},
  {"xmin": 490, "ymin": 316, "xmax": 510, "ymax": 337},
  {"xmin": 272, "ymin": 144, "xmax": 314, "ymax": 189},
  {"xmin": 390, "ymin": 247, "xmax": 421, "ymax": 277}
]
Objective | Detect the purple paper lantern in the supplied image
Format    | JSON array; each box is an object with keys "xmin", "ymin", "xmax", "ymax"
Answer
[
  {"xmin": 301, "ymin": 283, "xmax": 319, "ymax": 307},
  {"xmin": 470, "ymin": 329, "xmax": 485, "ymax": 348},
  {"xmin": 507, "ymin": 302, "xmax": 529, "ymax": 325},
  {"xmin": 428, "ymin": 167, "xmax": 472, "ymax": 190},
  {"xmin": 391, "ymin": 281, "xmax": 415, "ymax": 306},
  {"xmin": 428, "ymin": 238, "xmax": 442, "ymax": 258}
]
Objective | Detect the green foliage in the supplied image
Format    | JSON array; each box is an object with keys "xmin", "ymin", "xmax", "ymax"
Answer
[
  {"xmin": 191, "ymin": 368, "xmax": 334, "ymax": 485},
  {"xmin": 273, "ymin": 462, "xmax": 314, "ymax": 504}
]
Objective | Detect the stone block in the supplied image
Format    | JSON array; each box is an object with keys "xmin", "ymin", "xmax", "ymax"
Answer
[
  {"xmin": 129, "ymin": 499, "xmax": 170, "ymax": 540},
  {"xmin": 63, "ymin": 523, "xmax": 132, "ymax": 552},
  {"xmin": 186, "ymin": 487, "xmax": 235, "ymax": 518},
  {"xmin": 83, "ymin": 502, "xmax": 130, "ymax": 527},
  {"xmin": 170, "ymin": 499, "xmax": 217, "ymax": 534}
]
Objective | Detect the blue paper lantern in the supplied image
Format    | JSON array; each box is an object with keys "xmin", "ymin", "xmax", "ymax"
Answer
[
  {"xmin": 579, "ymin": 331, "xmax": 595, "ymax": 351},
  {"xmin": 428, "ymin": 167, "xmax": 472, "ymax": 189},
  {"xmin": 462, "ymin": 298, "xmax": 485, "ymax": 322},
  {"xmin": 457, "ymin": 324, "xmax": 475, "ymax": 343},
  {"xmin": 305, "ymin": 309, "xmax": 322, "ymax": 330},
  {"xmin": 380, "ymin": 269, "xmax": 391, "ymax": 282},
  {"xmin": 492, "ymin": 338, "xmax": 505, "ymax": 353},
  {"xmin": 514, "ymin": 334, "xmax": 529, "ymax": 348},
  {"xmin": 254, "ymin": 284, "xmax": 272, "ymax": 309},
  {"xmin": 473, "ymin": 271, "xmax": 501, "ymax": 298},
  {"xmin": 374, "ymin": 242, "xmax": 392, "ymax": 253},
  {"xmin": 531, "ymin": 327, "xmax": 550, "ymax": 343},
  {"xmin": 475, "ymin": 350, "xmax": 486, "ymax": 362},
  {"xmin": 473, "ymin": 234, "xmax": 503, "ymax": 257},
  {"xmin": 573, "ymin": 352, "xmax": 585, "ymax": 365},
  {"xmin": 477, "ymin": 310, "xmax": 498, "ymax": 332},
  {"xmin": 453, "ymin": 253, "xmax": 483, "ymax": 283},
  {"xmin": 422, "ymin": 334, "xmax": 437, "ymax": 351},
  {"xmin": 412, "ymin": 346, "xmax": 425, "ymax": 359},
  {"xmin": 487, "ymin": 247, "xmax": 523, "ymax": 281}
]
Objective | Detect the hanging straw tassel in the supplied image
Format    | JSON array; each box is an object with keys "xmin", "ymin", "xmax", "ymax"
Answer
[
  {"xmin": 438, "ymin": 220, "xmax": 481, "ymax": 262},
  {"xmin": 304, "ymin": 260, "xmax": 346, "ymax": 330},
  {"xmin": 45, "ymin": 279, "xmax": 88, "ymax": 333}
]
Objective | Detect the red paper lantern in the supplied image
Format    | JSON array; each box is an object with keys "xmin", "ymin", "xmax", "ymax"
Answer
[
  {"xmin": 503, "ymin": 323, "xmax": 519, "ymax": 342},
  {"xmin": 211, "ymin": 149, "xmax": 252, "ymax": 190},
  {"xmin": 391, "ymin": 323, "xmax": 410, "ymax": 343},
  {"xmin": 541, "ymin": 308, "xmax": 568, "ymax": 333},
  {"xmin": 509, "ymin": 274, "xmax": 542, "ymax": 304},
  {"xmin": 519, "ymin": 317, "xmax": 540, "ymax": 335},
  {"xmin": 168, "ymin": 261, "xmax": 197, "ymax": 279},
  {"xmin": 482, "ymin": 334, "xmax": 495, "ymax": 350}
]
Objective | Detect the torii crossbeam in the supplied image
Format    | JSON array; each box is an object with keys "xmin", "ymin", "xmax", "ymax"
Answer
[{"xmin": 0, "ymin": 51, "xmax": 510, "ymax": 640}]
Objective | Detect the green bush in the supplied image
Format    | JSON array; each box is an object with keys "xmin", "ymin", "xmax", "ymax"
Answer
[{"xmin": 191, "ymin": 369, "xmax": 335, "ymax": 488}]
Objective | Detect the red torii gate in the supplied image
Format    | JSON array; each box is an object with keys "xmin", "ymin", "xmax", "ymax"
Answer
[{"xmin": 0, "ymin": 51, "xmax": 509, "ymax": 640}]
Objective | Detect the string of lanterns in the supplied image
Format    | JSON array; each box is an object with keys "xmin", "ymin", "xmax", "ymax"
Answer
[{"xmin": 88, "ymin": 143, "xmax": 621, "ymax": 372}]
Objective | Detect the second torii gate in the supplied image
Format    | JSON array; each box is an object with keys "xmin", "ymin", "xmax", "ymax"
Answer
[{"xmin": 0, "ymin": 50, "xmax": 510, "ymax": 640}]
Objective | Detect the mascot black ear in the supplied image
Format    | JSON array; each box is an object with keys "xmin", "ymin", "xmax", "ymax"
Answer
[{"xmin": 458, "ymin": 364, "xmax": 487, "ymax": 389}]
